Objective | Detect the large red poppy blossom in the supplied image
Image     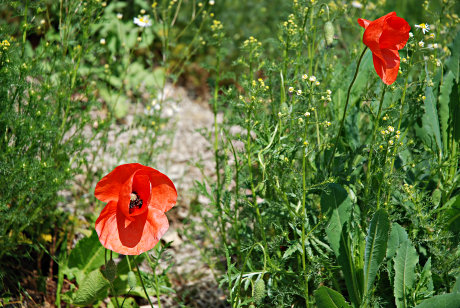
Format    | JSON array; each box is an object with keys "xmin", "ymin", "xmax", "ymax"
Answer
[
  {"xmin": 358, "ymin": 12, "xmax": 410, "ymax": 85},
  {"xmin": 94, "ymin": 163, "xmax": 177, "ymax": 255}
]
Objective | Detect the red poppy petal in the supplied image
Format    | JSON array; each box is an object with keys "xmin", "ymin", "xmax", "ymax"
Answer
[
  {"xmin": 95, "ymin": 204, "xmax": 169, "ymax": 255},
  {"xmin": 380, "ymin": 15, "xmax": 410, "ymax": 50},
  {"xmin": 147, "ymin": 172, "xmax": 177, "ymax": 213},
  {"xmin": 133, "ymin": 166, "xmax": 177, "ymax": 213},
  {"xmin": 372, "ymin": 49, "xmax": 400, "ymax": 85},
  {"xmin": 95, "ymin": 163, "xmax": 144, "ymax": 203},
  {"xmin": 362, "ymin": 12, "xmax": 397, "ymax": 61},
  {"xmin": 357, "ymin": 18, "xmax": 371, "ymax": 29}
]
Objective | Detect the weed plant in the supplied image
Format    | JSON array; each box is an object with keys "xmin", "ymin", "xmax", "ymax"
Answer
[{"xmin": 193, "ymin": 0, "xmax": 460, "ymax": 307}]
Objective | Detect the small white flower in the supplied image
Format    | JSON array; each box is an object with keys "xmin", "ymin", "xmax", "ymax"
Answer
[
  {"xmin": 117, "ymin": 13, "xmax": 123, "ymax": 20},
  {"xmin": 309, "ymin": 76, "xmax": 316, "ymax": 82},
  {"xmin": 209, "ymin": 0, "xmax": 215, "ymax": 5},
  {"xmin": 288, "ymin": 87, "xmax": 294, "ymax": 93},
  {"xmin": 436, "ymin": 59, "xmax": 441, "ymax": 67},
  {"xmin": 418, "ymin": 41, "xmax": 424, "ymax": 48},
  {"xmin": 415, "ymin": 23, "xmax": 430, "ymax": 34},
  {"xmin": 302, "ymin": 74, "xmax": 308, "ymax": 80},
  {"xmin": 351, "ymin": 1, "xmax": 363, "ymax": 8},
  {"xmin": 326, "ymin": 89, "xmax": 332, "ymax": 95},
  {"xmin": 388, "ymin": 126, "xmax": 394, "ymax": 132},
  {"xmin": 134, "ymin": 15, "xmax": 152, "ymax": 27},
  {"xmin": 100, "ymin": 38, "xmax": 106, "ymax": 45},
  {"xmin": 409, "ymin": 32, "xmax": 414, "ymax": 38},
  {"xmin": 315, "ymin": 81, "xmax": 320, "ymax": 86},
  {"xmin": 297, "ymin": 89, "xmax": 302, "ymax": 95},
  {"xmin": 305, "ymin": 111, "xmax": 311, "ymax": 117}
]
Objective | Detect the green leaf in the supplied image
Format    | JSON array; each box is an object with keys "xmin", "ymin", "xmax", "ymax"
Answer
[
  {"xmin": 67, "ymin": 231, "xmax": 107, "ymax": 285},
  {"xmin": 364, "ymin": 209, "xmax": 390, "ymax": 295},
  {"xmin": 386, "ymin": 223, "xmax": 409, "ymax": 259},
  {"xmin": 420, "ymin": 257, "xmax": 433, "ymax": 292},
  {"xmin": 445, "ymin": 30, "xmax": 460, "ymax": 82},
  {"xmin": 314, "ymin": 286, "xmax": 352, "ymax": 308},
  {"xmin": 72, "ymin": 269, "xmax": 109, "ymax": 306},
  {"xmin": 321, "ymin": 184, "xmax": 353, "ymax": 256},
  {"xmin": 414, "ymin": 293, "xmax": 460, "ymax": 308},
  {"xmin": 394, "ymin": 239, "xmax": 419, "ymax": 308},
  {"xmin": 452, "ymin": 274, "xmax": 460, "ymax": 293},
  {"xmin": 439, "ymin": 71, "xmax": 455, "ymax": 154},
  {"xmin": 422, "ymin": 86, "xmax": 443, "ymax": 156},
  {"xmin": 444, "ymin": 194, "xmax": 460, "ymax": 236}
]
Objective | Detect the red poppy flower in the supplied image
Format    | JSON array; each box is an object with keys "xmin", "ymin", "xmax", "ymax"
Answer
[
  {"xmin": 94, "ymin": 163, "xmax": 177, "ymax": 255},
  {"xmin": 358, "ymin": 12, "xmax": 410, "ymax": 85}
]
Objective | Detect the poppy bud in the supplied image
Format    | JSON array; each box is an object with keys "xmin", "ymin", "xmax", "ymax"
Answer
[
  {"xmin": 324, "ymin": 21, "xmax": 334, "ymax": 46},
  {"xmin": 105, "ymin": 259, "xmax": 117, "ymax": 282},
  {"xmin": 128, "ymin": 271, "xmax": 137, "ymax": 289},
  {"xmin": 253, "ymin": 278, "xmax": 266, "ymax": 304}
]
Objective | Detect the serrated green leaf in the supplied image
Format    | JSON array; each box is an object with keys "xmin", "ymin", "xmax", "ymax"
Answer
[
  {"xmin": 414, "ymin": 293, "xmax": 460, "ymax": 308},
  {"xmin": 394, "ymin": 239, "xmax": 419, "ymax": 308},
  {"xmin": 420, "ymin": 257, "xmax": 433, "ymax": 292},
  {"xmin": 67, "ymin": 231, "xmax": 107, "ymax": 285},
  {"xmin": 439, "ymin": 71, "xmax": 455, "ymax": 154},
  {"xmin": 364, "ymin": 209, "xmax": 390, "ymax": 295},
  {"xmin": 314, "ymin": 286, "xmax": 352, "ymax": 308},
  {"xmin": 282, "ymin": 242, "xmax": 301, "ymax": 260},
  {"xmin": 321, "ymin": 184, "xmax": 353, "ymax": 256},
  {"xmin": 422, "ymin": 86, "xmax": 442, "ymax": 156},
  {"xmin": 387, "ymin": 223, "xmax": 409, "ymax": 259},
  {"xmin": 72, "ymin": 269, "xmax": 109, "ymax": 306}
]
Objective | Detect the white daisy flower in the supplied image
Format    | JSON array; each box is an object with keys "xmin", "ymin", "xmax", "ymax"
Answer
[
  {"xmin": 134, "ymin": 15, "xmax": 152, "ymax": 27},
  {"xmin": 415, "ymin": 23, "xmax": 430, "ymax": 34},
  {"xmin": 418, "ymin": 40, "xmax": 425, "ymax": 48},
  {"xmin": 309, "ymin": 76, "xmax": 316, "ymax": 82},
  {"xmin": 117, "ymin": 13, "xmax": 123, "ymax": 20},
  {"xmin": 288, "ymin": 87, "xmax": 294, "ymax": 93},
  {"xmin": 297, "ymin": 89, "xmax": 302, "ymax": 95},
  {"xmin": 409, "ymin": 32, "xmax": 414, "ymax": 38},
  {"xmin": 351, "ymin": 1, "xmax": 363, "ymax": 8}
]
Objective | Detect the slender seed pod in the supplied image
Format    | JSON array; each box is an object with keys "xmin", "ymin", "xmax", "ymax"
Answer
[{"xmin": 324, "ymin": 21, "xmax": 335, "ymax": 46}]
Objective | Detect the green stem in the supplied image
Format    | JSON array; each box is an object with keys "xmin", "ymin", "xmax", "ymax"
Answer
[
  {"xmin": 145, "ymin": 252, "xmax": 162, "ymax": 308},
  {"xmin": 135, "ymin": 256, "xmax": 155, "ymax": 308},
  {"xmin": 213, "ymin": 53, "xmax": 227, "ymax": 246},
  {"xmin": 105, "ymin": 250, "xmax": 120, "ymax": 308},
  {"xmin": 327, "ymin": 47, "xmax": 368, "ymax": 173},
  {"xmin": 385, "ymin": 59, "xmax": 412, "ymax": 204},
  {"xmin": 364, "ymin": 86, "xmax": 387, "ymax": 205},
  {"xmin": 301, "ymin": 122, "xmax": 310, "ymax": 308}
]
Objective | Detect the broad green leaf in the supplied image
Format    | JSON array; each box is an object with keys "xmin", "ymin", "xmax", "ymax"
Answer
[
  {"xmin": 394, "ymin": 239, "xmax": 419, "ymax": 308},
  {"xmin": 364, "ymin": 209, "xmax": 390, "ymax": 295},
  {"xmin": 422, "ymin": 86, "xmax": 442, "ymax": 156},
  {"xmin": 445, "ymin": 30, "xmax": 460, "ymax": 82},
  {"xmin": 67, "ymin": 231, "xmax": 107, "ymax": 285},
  {"xmin": 439, "ymin": 72, "xmax": 455, "ymax": 154},
  {"xmin": 321, "ymin": 184, "xmax": 353, "ymax": 256},
  {"xmin": 414, "ymin": 293, "xmax": 460, "ymax": 308},
  {"xmin": 387, "ymin": 223, "xmax": 409, "ymax": 259},
  {"xmin": 445, "ymin": 194, "xmax": 460, "ymax": 236},
  {"xmin": 420, "ymin": 257, "xmax": 433, "ymax": 292},
  {"xmin": 72, "ymin": 269, "xmax": 109, "ymax": 306},
  {"xmin": 452, "ymin": 274, "xmax": 460, "ymax": 293},
  {"xmin": 314, "ymin": 286, "xmax": 352, "ymax": 308}
]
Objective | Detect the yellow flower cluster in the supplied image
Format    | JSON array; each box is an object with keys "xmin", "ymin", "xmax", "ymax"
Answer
[
  {"xmin": 1, "ymin": 39, "xmax": 10, "ymax": 50},
  {"xmin": 210, "ymin": 19, "xmax": 223, "ymax": 32}
]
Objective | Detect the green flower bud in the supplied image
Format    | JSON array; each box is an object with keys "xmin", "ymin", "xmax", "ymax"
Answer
[
  {"xmin": 105, "ymin": 259, "xmax": 117, "ymax": 282},
  {"xmin": 324, "ymin": 21, "xmax": 335, "ymax": 46},
  {"xmin": 253, "ymin": 278, "xmax": 266, "ymax": 304}
]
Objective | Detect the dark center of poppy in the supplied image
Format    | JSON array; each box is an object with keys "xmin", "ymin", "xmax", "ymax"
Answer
[{"xmin": 129, "ymin": 191, "xmax": 143, "ymax": 213}]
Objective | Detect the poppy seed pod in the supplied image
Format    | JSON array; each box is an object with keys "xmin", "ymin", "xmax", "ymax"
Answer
[{"xmin": 324, "ymin": 21, "xmax": 335, "ymax": 46}]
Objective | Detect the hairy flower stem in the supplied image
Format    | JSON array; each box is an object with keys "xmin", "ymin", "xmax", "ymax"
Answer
[
  {"xmin": 213, "ymin": 53, "xmax": 227, "ymax": 246},
  {"xmin": 301, "ymin": 122, "xmax": 310, "ymax": 308},
  {"xmin": 105, "ymin": 250, "xmax": 120, "ymax": 308},
  {"xmin": 146, "ymin": 252, "xmax": 162, "ymax": 308},
  {"xmin": 364, "ymin": 86, "xmax": 387, "ymax": 208},
  {"xmin": 135, "ymin": 256, "xmax": 156, "ymax": 308},
  {"xmin": 385, "ymin": 60, "xmax": 412, "ymax": 205},
  {"xmin": 327, "ymin": 47, "xmax": 368, "ymax": 173}
]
